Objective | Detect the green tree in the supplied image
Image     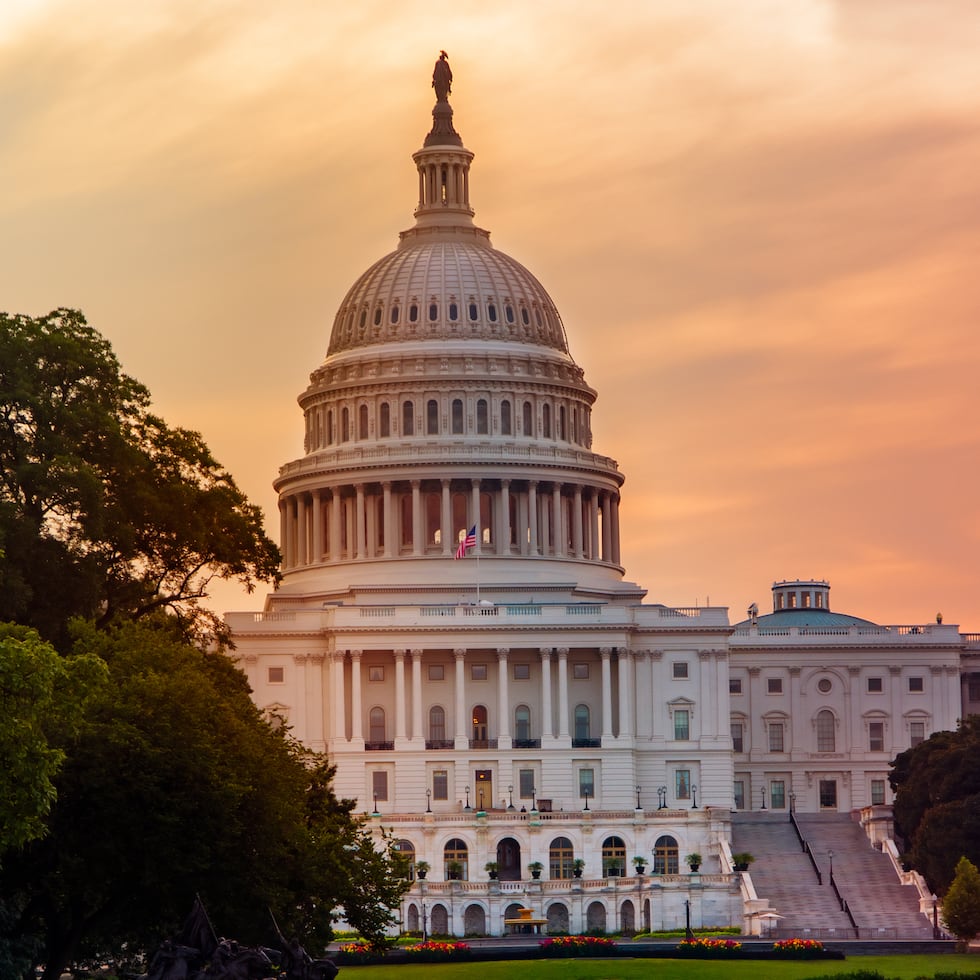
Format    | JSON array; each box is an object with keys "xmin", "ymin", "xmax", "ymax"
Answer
[
  {"xmin": 942, "ymin": 856, "xmax": 980, "ymax": 947},
  {"xmin": 0, "ymin": 308, "xmax": 280, "ymax": 646},
  {"xmin": 1, "ymin": 619, "xmax": 406, "ymax": 980}
]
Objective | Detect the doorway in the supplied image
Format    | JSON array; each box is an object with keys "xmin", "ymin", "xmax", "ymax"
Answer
[
  {"xmin": 819, "ymin": 779, "xmax": 838, "ymax": 810},
  {"xmin": 497, "ymin": 837, "xmax": 522, "ymax": 881},
  {"xmin": 475, "ymin": 769, "xmax": 492, "ymax": 811}
]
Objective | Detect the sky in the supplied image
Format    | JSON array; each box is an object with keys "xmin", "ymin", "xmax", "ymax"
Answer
[{"xmin": 2, "ymin": 0, "xmax": 979, "ymax": 629}]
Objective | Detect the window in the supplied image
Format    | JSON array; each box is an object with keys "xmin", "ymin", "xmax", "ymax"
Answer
[
  {"xmin": 513, "ymin": 663, "xmax": 530, "ymax": 680},
  {"xmin": 471, "ymin": 705, "xmax": 488, "ymax": 743},
  {"xmin": 869, "ymin": 721, "xmax": 885, "ymax": 752},
  {"xmin": 476, "ymin": 399, "xmax": 488, "ymax": 434},
  {"xmin": 427, "ymin": 399, "xmax": 439, "ymax": 435},
  {"xmin": 542, "ymin": 403, "xmax": 551, "ymax": 438},
  {"xmin": 731, "ymin": 721, "xmax": 744, "ymax": 753},
  {"xmin": 550, "ymin": 837, "xmax": 574, "ymax": 879},
  {"xmin": 816, "ymin": 710, "xmax": 836, "ymax": 752},
  {"xmin": 487, "ymin": 302, "xmax": 497, "ymax": 322},
  {"xmin": 471, "ymin": 664, "xmax": 487, "ymax": 681},
  {"xmin": 341, "ymin": 406, "xmax": 350, "ymax": 442},
  {"xmin": 768, "ymin": 722, "xmax": 785, "ymax": 752},
  {"xmin": 380, "ymin": 402, "xmax": 391, "ymax": 437},
  {"xmin": 733, "ymin": 780, "xmax": 745, "ymax": 810},
  {"xmin": 514, "ymin": 705, "xmax": 531, "ymax": 741},
  {"xmin": 654, "ymin": 835, "xmax": 679, "ymax": 874},
  {"xmin": 443, "ymin": 838, "xmax": 468, "ymax": 880},
  {"xmin": 519, "ymin": 769, "xmax": 535, "ymax": 798},
  {"xmin": 402, "ymin": 401, "xmax": 414, "ymax": 435},
  {"xmin": 394, "ymin": 839, "xmax": 415, "ymax": 879},
  {"xmin": 369, "ymin": 707, "xmax": 386, "ymax": 742},
  {"xmin": 409, "ymin": 303, "xmax": 419, "ymax": 323},
  {"xmin": 767, "ymin": 678, "xmax": 783, "ymax": 694},
  {"xmin": 968, "ymin": 676, "xmax": 980, "ymax": 702},
  {"xmin": 729, "ymin": 678, "xmax": 742, "ymax": 694},
  {"xmin": 372, "ymin": 770, "xmax": 388, "ymax": 801},
  {"xmin": 357, "ymin": 404, "xmax": 368, "ymax": 439},
  {"xmin": 871, "ymin": 779, "xmax": 886, "ymax": 805},
  {"xmin": 771, "ymin": 780, "xmax": 785, "ymax": 809},
  {"xmin": 448, "ymin": 301, "xmax": 458, "ymax": 321},
  {"xmin": 522, "ymin": 401, "xmax": 533, "ymax": 435},
  {"xmin": 390, "ymin": 304, "xmax": 400, "ymax": 324},
  {"xmin": 368, "ymin": 666, "xmax": 385, "ymax": 681},
  {"xmin": 910, "ymin": 721, "xmax": 926, "ymax": 747},
  {"xmin": 868, "ymin": 677, "xmax": 883, "ymax": 693},
  {"xmin": 573, "ymin": 663, "xmax": 590, "ymax": 679},
  {"xmin": 451, "ymin": 398, "xmax": 464, "ymax": 434},
  {"xmin": 428, "ymin": 664, "xmax": 445, "ymax": 681},
  {"xmin": 268, "ymin": 666, "xmax": 284, "ymax": 683},
  {"xmin": 428, "ymin": 706, "xmax": 446, "ymax": 742},
  {"xmin": 578, "ymin": 768, "xmax": 594, "ymax": 798},
  {"xmin": 817, "ymin": 678, "xmax": 832, "ymax": 693},
  {"xmin": 468, "ymin": 301, "xmax": 478, "ymax": 321},
  {"xmin": 675, "ymin": 769, "xmax": 691, "ymax": 800},
  {"xmin": 428, "ymin": 302, "xmax": 438, "ymax": 322},
  {"xmin": 602, "ymin": 836, "xmax": 626, "ymax": 877},
  {"xmin": 574, "ymin": 704, "xmax": 591, "ymax": 740},
  {"xmin": 432, "ymin": 769, "xmax": 448, "ymax": 800},
  {"xmin": 673, "ymin": 709, "xmax": 690, "ymax": 741},
  {"xmin": 501, "ymin": 399, "xmax": 512, "ymax": 435},
  {"xmin": 908, "ymin": 676, "xmax": 924, "ymax": 693},
  {"xmin": 672, "ymin": 662, "xmax": 689, "ymax": 679}
]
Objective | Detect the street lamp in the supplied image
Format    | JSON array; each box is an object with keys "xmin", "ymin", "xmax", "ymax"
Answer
[
  {"xmin": 760, "ymin": 786, "xmax": 767, "ymax": 810},
  {"xmin": 372, "ymin": 793, "xmax": 380, "ymax": 816},
  {"xmin": 658, "ymin": 785, "xmax": 667, "ymax": 809},
  {"xmin": 684, "ymin": 899, "xmax": 694, "ymax": 941},
  {"xmin": 789, "ymin": 791, "xmax": 796, "ymax": 814},
  {"xmin": 464, "ymin": 786, "xmax": 471, "ymax": 811},
  {"xmin": 691, "ymin": 784, "xmax": 699, "ymax": 809},
  {"xmin": 507, "ymin": 784, "xmax": 515, "ymax": 811},
  {"xmin": 531, "ymin": 785, "xmax": 537, "ymax": 812},
  {"xmin": 425, "ymin": 788, "xmax": 431, "ymax": 813},
  {"xmin": 635, "ymin": 785, "xmax": 642, "ymax": 810},
  {"xmin": 478, "ymin": 786, "xmax": 485, "ymax": 811},
  {"xmin": 583, "ymin": 788, "xmax": 590, "ymax": 811},
  {"xmin": 828, "ymin": 849, "xmax": 834, "ymax": 882}
]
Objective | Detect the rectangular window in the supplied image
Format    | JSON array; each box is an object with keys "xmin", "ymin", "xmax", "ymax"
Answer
[
  {"xmin": 910, "ymin": 721, "xmax": 926, "ymax": 747},
  {"xmin": 268, "ymin": 666, "xmax": 284, "ymax": 683},
  {"xmin": 578, "ymin": 768, "xmax": 595, "ymax": 798},
  {"xmin": 573, "ymin": 663, "xmax": 589, "ymax": 679},
  {"xmin": 969, "ymin": 677, "xmax": 980, "ymax": 702},
  {"xmin": 771, "ymin": 780, "xmax": 786, "ymax": 809},
  {"xmin": 769, "ymin": 722, "xmax": 784, "ymax": 752},
  {"xmin": 871, "ymin": 779, "xmax": 886, "ymax": 805},
  {"xmin": 672, "ymin": 662, "xmax": 689, "ymax": 679},
  {"xmin": 519, "ymin": 769, "xmax": 535, "ymax": 798},
  {"xmin": 767, "ymin": 678, "xmax": 783, "ymax": 694},
  {"xmin": 513, "ymin": 663, "xmax": 530, "ymax": 680},
  {"xmin": 372, "ymin": 771, "xmax": 388, "ymax": 801},
  {"xmin": 867, "ymin": 677, "xmax": 883, "ymax": 693},
  {"xmin": 432, "ymin": 770, "xmax": 448, "ymax": 800},
  {"xmin": 428, "ymin": 664, "xmax": 445, "ymax": 681},
  {"xmin": 470, "ymin": 664, "xmax": 487, "ymax": 681},
  {"xmin": 675, "ymin": 769, "xmax": 691, "ymax": 800},
  {"xmin": 733, "ymin": 780, "xmax": 745, "ymax": 810},
  {"xmin": 729, "ymin": 678, "xmax": 743, "ymax": 695},
  {"xmin": 909, "ymin": 676, "xmax": 924, "ymax": 693},
  {"xmin": 731, "ymin": 721, "xmax": 744, "ymax": 753},
  {"xmin": 368, "ymin": 666, "xmax": 385, "ymax": 682},
  {"xmin": 674, "ymin": 709, "xmax": 690, "ymax": 740},
  {"xmin": 869, "ymin": 721, "xmax": 885, "ymax": 752}
]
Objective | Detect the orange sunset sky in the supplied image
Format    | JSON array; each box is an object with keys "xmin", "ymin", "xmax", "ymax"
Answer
[{"xmin": 2, "ymin": 1, "xmax": 979, "ymax": 628}]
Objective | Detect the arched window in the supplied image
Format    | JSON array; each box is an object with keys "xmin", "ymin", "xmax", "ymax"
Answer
[
  {"xmin": 602, "ymin": 836, "xmax": 626, "ymax": 877},
  {"xmin": 451, "ymin": 398, "xmax": 464, "ymax": 434},
  {"xmin": 358, "ymin": 404, "xmax": 369, "ymax": 439},
  {"xmin": 448, "ymin": 301, "xmax": 459, "ymax": 321},
  {"xmin": 469, "ymin": 301, "xmax": 479, "ymax": 321},
  {"xmin": 559, "ymin": 405, "xmax": 566, "ymax": 440},
  {"xmin": 522, "ymin": 401, "xmax": 533, "ymax": 436},
  {"xmin": 341, "ymin": 407, "xmax": 350, "ymax": 442},
  {"xmin": 373, "ymin": 306, "xmax": 382, "ymax": 326},
  {"xmin": 428, "ymin": 302, "xmax": 438, "ymax": 322},
  {"xmin": 501, "ymin": 399, "xmax": 512, "ymax": 435},
  {"xmin": 542, "ymin": 403, "xmax": 552, "ymax": 438},
  {"xmin": 471, "ymin": 705, "xmax": 488, "ymax": 746},
  {"xmin": 326, "ymin": 409, "xmax": 334, "ymax": 446},
  {"xmin": 394, "ymin": 839, "xmax": 416, "ymax": 880},
  {"xmin": 521, "ymin": 305, "xmax": 530, "ymax": 326},
  {"xmin": 402, "ymin": 400, "xmax": 414, "ymax": 435},
  {"xmin": 390, "ymin": 304, "xmax": 400, "ymax": 324},
  {"xmin": 444, "ymin": 838, "xmax": 468, "ymax": 880},
  {"xmin": 505, "ymin": 304, "xmax": 515, "ymax": 324},
  {"xmin": 428, "ymin": 705, "xmax": 446, "ymax": 743},
  {"xmin": 409, "ymin": 303, "xmax": 419, "ymax": 323},
  {"xmin": 817, "ymin": 709, "xmax": 836, "ymax": 752},
  {"xmin": 514, "ymin": 705, "xmax": 531, "ymax": 742},
  {"xmin": 380, "ymin": 402, "xmax": 391, "ymax": 437},
  {"xmin": 368, "ymin": 707, "xmax": 386, "ymax": 743},
  {"xmin": 487, "ymin": 302, "xmax": 497, "ymax": 322},
  {"xmin": 549, "ymin": 837, "xmax": 574, "ymax": 880},
  {"xmin": 476, "ymin": 399, "xmax": 488, "ymax": 434},
  {"xmin": 574, "ymin": 704, "xmax": 591, "ymax": 741},
  {"xmin": 653, "ymin": 835, "xmax": 679, "ymax": 874},
  {"xmin": 427, "ymin": 399, "xmax": 439, "ymax": 435}
]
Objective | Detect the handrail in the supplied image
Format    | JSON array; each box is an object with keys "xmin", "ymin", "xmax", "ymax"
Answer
[
  {"xmin": 802, "ymin": 841, "xmax": 823, "ymax": 885},
  {"xmin": 789, "ymin": 810, "xmax": 805, "ymax": 847},
  {"xmin": 829, "ymin": 870, "xmax": 860, "ymax": 936}
]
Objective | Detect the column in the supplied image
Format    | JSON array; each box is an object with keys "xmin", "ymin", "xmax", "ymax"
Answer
[
  {"xmin": 355, "ymin": 484, "xmax": 366, "ymax": 559},
  {"xmin": 600, "ymin": 647, "xmax": 614, "ymax": 739},
  {"xmin": 411, "ymin": 649, "xmax": 423, "ymax": 742},
  {"xmin": 633, "ymin": 650, "xmax": 650, "ymax": 738},
  {"xmin": 517, "ymin": 488, "xmax": 529, "ymax": 555},
  {"xmin": 471, "ymin": 478, "xmax": 482, "ymax": 555},
  {"xmin": 600, "ymin": 492, "xmax": 611, "ymax": 562},
  {"xmin": 610, "ymin": 492, "xmax": 621, "ymax": 565},
  {"xmin": 617, "ymin": 648, "xmax": 633, "ymax": 739},
  {"xmin": 296, "ymin": 493, "xmax": 308, "ymax": 566},
  {"xmin": 552, "ymin": 484, "xmax": 563, "ymax": 557},
  {"xmin": 557, "ymin": 647, "xmax": 570, "ymax": 740},
  {"xmin": 454, "ymin": 649, "xmax": 467, "ymax": 747},
  {"xmin": 649, "ymin": 651, "xmax": 664, "ymax": 740},
  {"xmin": 308, "ymin": 652, "xmax": 326, "ymax": 752},
  {"xmin": 715, "ymin": 651, "xmax": 729, "ymax": 739},
  {"xmin": 411, "ymin": 480, "xmax": 422, "ymax": 556},
  {"xmin": 441, "ymin": 479, "xmax": 452, "ymax": 556},
  {"xmin": 279, "ymin": 498, "xmax": 289, "ymax": 569},
  {"xmin": 349, "ymin": 650, "xmax": 363, "ymax": 743},
  {"xmin": 293, "ymin": 654, "xmax": 309, "ymax": 739},
  {"xmin": 329, "ymin": 488, "xmax": 342, "ymax": 562},
  {"xmin": 528, "ymin": 481, "xmax": 539, "ymax": 555},
  {"xmin": 332, "ymin": 651, "xmax": 346, "ymax": 742},
  {"xmin": 589, "ymin": 493, "xmax": 599, "ymax": 560},
  {"xmin": 382, "ymin": 482, "xmax": 393, "ymax": 558},
  {"xmin": 500, "ymin": 479, "xmax": 511, "ymax": 556},
  {"xmin": 702, "ymin": 650, "xmax": 718, "ymax": 739},
  {"xmin": 572, "ymin": 486, "xmax": 583, "ymax": 558},
  {"xmin": 497, "ymin": 648, "xmax": 511, "ymax": 748},
  {"xmin": 311, "ymin": 489, "xmax": 323, "ymax": 563},
  {"xmin": 540, "ymin": 649, "xmax": 553, "ymax": 739},
  {"xmin": 394, "ymin": 650, "xmax": 407, "ymax": 742},
  {"xmin": 541, "ymin": 487, "xmax": 551, "ymax": 554}
]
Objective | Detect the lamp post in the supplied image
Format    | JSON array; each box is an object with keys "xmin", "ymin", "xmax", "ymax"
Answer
[
  {"xmin": 421, "ymin": 876, "xmax": 428, "ymax": 943},
  {"xmin": 531, "ymin": 785, "xmax": 537, "ymax": 812},
  {"xmin": 425, "ymin": 788, "xmax": 431, "ymax": 813},
  {"xmin": 464, "ymin": 786, "xmax": 471, "ymax": 811},
  {"xmin": 635, "ymin": 785, "xmax": 642, "ymax": 810},
  {"xmin": 828, "ymin": 849, "xmax": 834, "ymax": 883},
  {"xmin": 691, "ymin": 784, "xmax": 698, "ymax": 809},
  {"xmin": 372, "ymin": 793, "xmax": 380, "ymax": 816},
  {"xmin": 583, "ymin": 788, "xmax": 590, "ymax": 811},
  {"xmin": 478, "ymin": 786, "xmax": 485, "ymax": 811},
  {"xmin": 760, "ymin": 786, "xmax": 767, "ymax": 810},
  {"xmin": 684, "ymin": 898, "xmax": 694, "ymax": 941},
  {"xmin": 789, "ymin": 791, "xmax": 796, "ymax": 815},
  {"xmin": 932, "ymin": 894, "xmax": 940, "ymax": 940},
  {"xmin": 658, "ymin": 785, "xmax": 667, "ymax": 809},
  {"xmin": 507, "ymin": 784, "xmax": 515, "ymax": 810}
]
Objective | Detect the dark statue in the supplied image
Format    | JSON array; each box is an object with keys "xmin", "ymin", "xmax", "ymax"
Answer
[{"xmin": 432, "ymin": 50, "xmax": 452, "ymax": 102}]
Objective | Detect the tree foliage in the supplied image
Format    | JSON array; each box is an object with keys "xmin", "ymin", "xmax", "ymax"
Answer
[
  {"xmin": 890, "ymin": 715, "xmax": 980, "ymax": 893},
  {"xmin": 0, "ymin": 308, "xmax": 280, "ymax": 646},
  {"xmin": 943, "ymin": 857, "xmax": 980, "ymax": 945},
  {"xmin": 1, "ymin": 620, "xmax": 406, "ymax": 980}
]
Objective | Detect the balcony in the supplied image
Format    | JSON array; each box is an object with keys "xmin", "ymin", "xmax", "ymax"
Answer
[
  {"xmin": 469, "ymin": 738, "xmax": 499, "ymax": 750},
  {"xmin": 571, "ymin": 738, "xmax": 601, "ymax": 748},
  {"xmin": 425, "ymin": 739, "xmax": 454, "ymax": 750},
  {"xmin": 364, "ymin": 741, "xmax": 394, "ymax": 751},
  {"xmin": 513, "ymin": 739, "xmax": 541, "ymax": 749}
]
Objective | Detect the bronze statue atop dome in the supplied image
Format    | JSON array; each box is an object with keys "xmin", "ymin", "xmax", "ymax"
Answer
[{"xmin": 432, "ymin": 50, "xmax": 452, "ymax": 102}]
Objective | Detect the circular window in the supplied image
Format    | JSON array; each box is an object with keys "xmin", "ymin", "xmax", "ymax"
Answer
[{"xmin": 817, "ymin": 678, "xmax": 832, "ymax": 693}]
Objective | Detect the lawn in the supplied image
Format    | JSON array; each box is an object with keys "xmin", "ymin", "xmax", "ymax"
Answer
[{"xmin": 342, "ymin": 956, "xmax": 978, "ymax": 980}]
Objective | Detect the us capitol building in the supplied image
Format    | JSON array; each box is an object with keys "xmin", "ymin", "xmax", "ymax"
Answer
[{"xmin": 227, "ymin": 56, "xmax": 978, "ymax": 938}]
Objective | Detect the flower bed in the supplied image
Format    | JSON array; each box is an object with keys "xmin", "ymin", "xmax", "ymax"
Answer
[
  {"xmin": 336, "ymin": 942, "xmax": 386, "ymax": 966},
  {"xmin": 772, "ymin": 938, "xmax": 826, "ymax": 959},
  {"xmin": 676, "ymin": 938, "xmax": 743, "ymax": 955},
  {"xmin": 404, "ymin": 940, "xmax": 471, "ymax": 961},
  {"xmin": 538, "ymin": 936, "xmax": 617, "ymax": 958}
]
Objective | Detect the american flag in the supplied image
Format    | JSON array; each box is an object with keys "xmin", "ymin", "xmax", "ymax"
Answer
[{"xmin": 454, "ymin": 525, "xmax": 477, "ymax": 559}]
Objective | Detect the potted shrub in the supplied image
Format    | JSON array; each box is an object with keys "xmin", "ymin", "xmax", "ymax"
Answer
[
  {"xmin": 528, "ymin": 860, "xmax": 544, "ymax": 880},
  {"xmin": 484, "ymin": 861, "xmax": 499, "ymax": 880},
  {"xmin": 685, "ymin": 853, "xmax": 702, "ymax": 872},
  {"xmin": 446, "ymin": 859, "xmax": 463, "ymax": 880},
  {"xmin": 572, "ymin": 858, "xmax": 586, "ymax": 879},
  {"xmin": 732, "ymin": 852, "xmax": 755, "ymax": 872},
  {"xmin": 415, "ymin": 860, "xmax": 430, "ymax": 880},
  {"xmin": 632, "ymin": 856, "xmax": 647, "ymax": 875},
  {"xmin": 603, "ymin": 858, "xmax": 621, "ymax": 878}
]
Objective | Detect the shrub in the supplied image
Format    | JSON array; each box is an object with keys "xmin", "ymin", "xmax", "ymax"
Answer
[
  {"xmin": 676, "ymin": 937, "xmax": 743, "ymax": 955},
  {"xmin": 538, "ymin": 936, "xmax": 616, "ymax": 958},
  {"xmin": 773, "ymin": 938, "xmax": 825, "ymax": 958},
  {"xmin": 404, "ymin": 940, "xmax": 471, "ymax": 961}
]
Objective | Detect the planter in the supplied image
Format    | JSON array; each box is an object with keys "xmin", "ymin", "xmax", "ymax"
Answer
[
  {"xmin": 688, "ymin": 864, "xmax": 701, "ymax": 873},
  {"xmin": 572, "ymin": 869, "xmax": 583, "ymax": 878},
  {"xmin": 416, "ymin": 870, "xmax": 427, "ymax": 880},
  {"xmin": 488, "ymin": 871, "xmax": 498, "ymax": 880},
  {"xmin": 530, "ymin": 870, "xmax": 541, "ymax": 879}
]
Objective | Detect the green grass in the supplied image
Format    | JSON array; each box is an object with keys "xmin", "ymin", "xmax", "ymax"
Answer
[{"xmin": 341, "ymin": 956, "xmax": 977, "ymax": 980}]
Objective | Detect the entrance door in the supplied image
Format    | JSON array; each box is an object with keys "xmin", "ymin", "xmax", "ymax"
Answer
[
  {"xmin": 472, "ymin": 705, "xmax": 488, "ymax": 747},
  {"xmin": 497, "ymin": 838, "xmax": 521, "ymax": 880},
  {"xmin": 475, "ymin": 770, "xmax": 493, "ymax": 812},
  {"xmin": 819, "ymin": 779, "xmax": 838, "ymax": 810}
]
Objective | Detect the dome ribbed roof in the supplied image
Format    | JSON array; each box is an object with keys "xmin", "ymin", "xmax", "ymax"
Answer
[{"xmin": 326, "ymin": 240, "xmax": 569, "ymax": 356}]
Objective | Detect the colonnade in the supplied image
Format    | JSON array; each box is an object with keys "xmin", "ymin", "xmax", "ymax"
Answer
[{"xmin": 279, "ymin": 477, "xmax": 622, "ymax": 570}]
